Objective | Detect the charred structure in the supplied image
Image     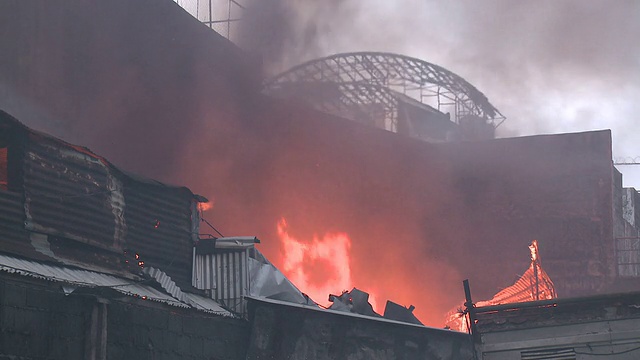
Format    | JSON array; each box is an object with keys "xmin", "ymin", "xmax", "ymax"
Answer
[
  {"xmin": 264, "ymin": 52, "xmax": 505, "ymax": 142},
  {"xmin": 0, "ymin": 110, "xmax": 251, "ymax": 359}
]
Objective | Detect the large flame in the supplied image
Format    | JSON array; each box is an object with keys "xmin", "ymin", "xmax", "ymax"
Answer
[{"xmin": 276, "ymin": 217, "xmax": 380, "ymax": 311}]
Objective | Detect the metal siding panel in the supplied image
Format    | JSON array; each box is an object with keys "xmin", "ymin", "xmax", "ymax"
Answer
[
  {"xmin": 0, "ymin": 189, "xmax": 23, "ymax": 222},
  {"xmin": 234, "ymin": 251, "xmax": 241, "ymax": 304},
  {"xmin": 123, "ymin": 181, "xmax": 194, "ymax": 288},
  {"xmin": 223, "ymin": 252, "xmax": 230, "ymax": 304},
  {"xmin": 193, "ymin": 249, "xmax": 250, "ymax": 314},
  {"xmin": 216, "ymin": 253, "xmax": 223, "ymax": 302},
  {"xmin": 22, "ymin": 139, "xmax": 118, "ymax": 249},
  {"xmin": 0, "ymin": 186, "xmax": 54, "ymax": 262}
]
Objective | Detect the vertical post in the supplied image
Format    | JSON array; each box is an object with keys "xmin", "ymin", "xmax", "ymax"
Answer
[
  {"xmin": 209, "ymin": 0, "xmax": 213, "ymax": 29},
  {"xmin": 85, "ymin": 299, "xmax": 108, "ymax": 360},
  {"xmin": 533, "ymin": 261, "xmax": 540, "ymax": 300},
  {"xmin": 463, "ymin": 279, "xmax": 480, "ymax": 360},
  {"xmin": 227, "ymin": 0, "xmax": 232, "ymax": 39},
  {"xmin": 463, "ymin": 279, "xmax": 478, "ymax": 336}
]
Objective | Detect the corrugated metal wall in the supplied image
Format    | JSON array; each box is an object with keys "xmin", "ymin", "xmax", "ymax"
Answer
[
  {"xmin": 0, "ymin": 190, "xmax": 55, "ymax": 261},
  {"xmin": 123, "ymin": 179, "xmax": 195, "ymax": 288},
  {"xmin": 193, "ymin": 248, "xmax": 249, "ymax": 315},
  {"xmin": 22, "ymin": 134, "xmax": 119, "ymax": 250},
  {"xmin": 0, "ymin": 113, "xmax": 198, "ymax": 288}
]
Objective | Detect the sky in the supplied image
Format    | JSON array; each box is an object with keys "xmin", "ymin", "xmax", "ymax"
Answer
[{"xmin": 226, "ymin": 0, "xmax": 640, "ymax": 187}]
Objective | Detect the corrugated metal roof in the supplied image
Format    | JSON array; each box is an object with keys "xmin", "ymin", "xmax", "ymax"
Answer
[
  {"xmin": 144, "ymin": 266, "xmax": 188, "ymax": 302},
  {"xmin": 183, "ymin": 292, "xmax": 233, "ymax": 315},
  {"xmin": 0, "ymin": 252, "xmax": 231, "ymax": 316}
]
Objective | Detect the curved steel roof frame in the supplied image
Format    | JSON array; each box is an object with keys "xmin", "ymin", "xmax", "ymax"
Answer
[
  {"xmin": 267, "ymin": 81, "xmax": 401, "ymax": 131},
  {"xmin": 264, "ymin": 52, "xmax": 505, "ymax": 127}
]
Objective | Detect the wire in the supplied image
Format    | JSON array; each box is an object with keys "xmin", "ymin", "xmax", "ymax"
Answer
[
  {"xmin": 201, "ymin": 217, "xmax": 224, "ymax": 237},
  {"xmin": 575, "ymin": 345, "xmax": 640, "ymax": 356}
]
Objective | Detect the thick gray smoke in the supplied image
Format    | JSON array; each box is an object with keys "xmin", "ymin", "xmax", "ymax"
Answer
[
  {"xmin": 238, "ymin": 0, "xmax": 640, "ymax": 184},
  {"xmin": 237, "ymin": 0, "xmax": 355, "ymax": 74}
]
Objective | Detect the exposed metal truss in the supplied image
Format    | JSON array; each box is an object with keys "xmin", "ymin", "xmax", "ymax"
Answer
[
  {"xmin": 614, "ymin": 157, "xmax": 640, "ymax": 165},
  {"xmin": 264, "ymin": 52, "xmax": 505, "ymax": 132},
  {"xmin": 174, "ymin": 0, "xmax": 244, "ymax": 39}
]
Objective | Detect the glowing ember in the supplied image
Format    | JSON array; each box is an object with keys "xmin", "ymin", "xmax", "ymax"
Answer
[{"xmin": 277, "ymin": 218, "xmax": 380, "ymax": 310}]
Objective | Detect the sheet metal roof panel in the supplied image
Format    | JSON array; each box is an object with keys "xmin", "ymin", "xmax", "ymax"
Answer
[
  {"xmin": 0, "ymin": 252, "xmax": 187, "ymax": 304},
  {"xmin": 183, "ymin": 292, "xmax": 233, "ymax": 316},
  {"xmin": 0, "ymin": 252, "xmax": 236, "ymax": 316}
]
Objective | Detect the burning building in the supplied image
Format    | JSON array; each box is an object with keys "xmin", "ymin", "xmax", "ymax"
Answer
[
  {"xmin": 0, "ymin": 110, "xmax": 250, "ymax": 359},
  {"xmin": 1, "ymin": 0, "xmax": 640, "ymax": 333}
]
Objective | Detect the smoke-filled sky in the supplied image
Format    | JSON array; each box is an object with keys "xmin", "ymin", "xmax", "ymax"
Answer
[{"xmin": 237, "ymin": 0, "xmax": 640, "ymax": 186}]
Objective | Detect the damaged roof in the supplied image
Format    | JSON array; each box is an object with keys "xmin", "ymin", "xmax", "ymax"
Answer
[
  {"xmin": 474, "ymin": 291, "xmax": 640, "ymax": 333},
  {"xmin": 0, "ymin": 252, "xmax": 232, "ymax": 316},
  {"xmin": 0, "ymin": 109, "xmax": 205, "ymax": 289}
]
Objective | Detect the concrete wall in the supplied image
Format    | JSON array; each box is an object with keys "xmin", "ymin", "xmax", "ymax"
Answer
[
  {"xmin": 475, "ymin": 293, "xmax": 640, "ymax": 359},
  {"xmin": 0, "ymin": 275, "xmax": 89, "ymax": 359},
  {"xmin": 246, "ymin": 298, "xmax": 474, "ymax": 360},
  {"xmin": 0, "ymin": 273, "xmax": 250, "ymax": 360}
]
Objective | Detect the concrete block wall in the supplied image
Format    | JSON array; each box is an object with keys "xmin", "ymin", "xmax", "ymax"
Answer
[
  {"xmin": 0, "ymin": 275, "xmax": 89, "ymax": 359},
  {"xmin": 107, "ymin": 301, "xmax": 249, "ymax": 360},
  {"xmin": 0, "ymin": 273, "xmax": 250, "ymax": 360},
  {"xmin": 246, "ymin": 298, "xmax": 474, "ymax": 360}
]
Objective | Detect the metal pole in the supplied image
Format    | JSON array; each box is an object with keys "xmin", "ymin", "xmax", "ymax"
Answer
[
  {"xmin": 227, "ymin": 0, "xmax": 232, "ymax": 38},
  {"xmin": 463, "ymin": 279, "xmax": 480, "ymax": 360},
  {"xmin": 209, "ymin": 0, "xmax": 213, "ymax": 29},
  {"xmin": 534, "ymin": 261, "xmax": 540, "ymax": 300},
  {"xmin": 463, "ymin": 279, "xmax": 476, "ymax": 334}
]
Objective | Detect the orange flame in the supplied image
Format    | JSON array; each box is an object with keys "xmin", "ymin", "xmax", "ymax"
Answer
[
  {"xmin": 198, "ymin": 202, "xmax": 213, "ymax": 212},
  {"xmin": 277, "ymin": 218, "xmax": 379, "ymax": 311}
]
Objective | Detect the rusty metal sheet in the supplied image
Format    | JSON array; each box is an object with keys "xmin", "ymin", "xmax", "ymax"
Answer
[{"xmin": 22, "ymin": 134, "xmax": 122, "ymax": 250}]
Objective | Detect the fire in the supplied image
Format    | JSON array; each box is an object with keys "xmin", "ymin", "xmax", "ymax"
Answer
[
  {"xmin": 277, "ymin": 217, "xmax": 379, "ymax": 311},
  {"xmin": 445, "ymin": 240, "xmax": 557, "ymax": 332},
  {"xmin": 198, "ymin": 201, "xmax": 213, "ymax": 212}
]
